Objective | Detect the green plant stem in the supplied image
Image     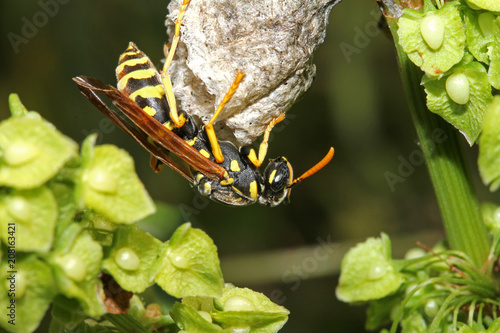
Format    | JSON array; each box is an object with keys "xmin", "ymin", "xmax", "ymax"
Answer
[{"xmin": 386, "ymin": 18, "xmax": 490, "ymax": 268}]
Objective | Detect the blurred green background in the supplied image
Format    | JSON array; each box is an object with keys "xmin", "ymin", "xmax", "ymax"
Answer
[{"xmin": 0, "ymin": 0, "xmax": 483, "ymax": 331}]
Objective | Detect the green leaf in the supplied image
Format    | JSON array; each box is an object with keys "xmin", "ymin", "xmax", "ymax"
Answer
[
  {"xmin": 78, "ymin": 135, "xmax": 155, "ymax": 224},
  {"xmin": 0, "ymin": 186, "xmax": 58, "ymax": 252},
  {"xmin": 0, "ymin": 255, "xmax": 56, "ymax": 333},
  {"xmin": 464, "ymin": 10, "xmax": 495, "ymax": 65},
  {"xmin": 487, "ymin": 17, "xmax": 500, "ymax": 89},
  {"xmin": 171, "ymin": 303, "xmax": 223, "ymax": 333},
  {"xmin": 486, "ymin": 317, "xmax": 500, "ymax": 332},
  {"xmin": 397, "ymin": 2, "xmax": 465, "ymax": 77},
  {"xmin": 155, "ymin": 223, "xmax": 224, "ymax": 298},
  {"xmin": 481, "ymin": 202, "xmax": 500, "ymax": 234},
  {"xmin": 458, "ymin": 324, "xmax": 479, "ymax": 333},
  {"xmin": 423, "ymin": 57, "xmax": 493, "ymax": 144},
  {"xmin": 366, "ymin": 293, "xmax": 403, "ymax": 331},
  {"xmin": 400, "ymin": 311, "xmax": 428, "ymax": 333},
  {"xmin": 467, "ymin": 0, "xmax": 500, "ymax": 11},
  {"xmin": 479, "ymin": 96, "xmax": 500, "ymax": 190},
  {"xmin": 211, "ymin": 284, "xmax": 289, "ymax": 333},
  {"xmin": 49, "ymin": 296, "xmax": 88, "ymax": 333},
  {"xmin": 50, "ymin": 227, "xmax": 105, "ymax": 317},
  {"xmin": 0, "ymin": 111, "xmax": 77, "ymax": 189},
  {"xmin": 126, "ymin": 296, "xmax": 175, "ymax": 331},
  {"xmin": 102, "ymin": 226, "xmax": 164, "ymax": 293},
  {"xmin": 50, "ymin": 181, "xmax": 78, "ymax": 241},
  {"xmin": 336, "ymin": 233, "xmax": 404, "ymax": 302},
  {"xmin": 182, "ymin": 295, "xmax": 219, "ymax": 313}
]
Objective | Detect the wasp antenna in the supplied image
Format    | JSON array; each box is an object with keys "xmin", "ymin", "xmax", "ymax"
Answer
[{"xmin": 290, "ymin": 147, "xmax": 334, "ymax": 187}]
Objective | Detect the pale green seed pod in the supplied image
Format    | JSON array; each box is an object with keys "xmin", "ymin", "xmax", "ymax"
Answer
[
  {"xmin": 168, "ymin": 252, "xmax": 190, "ymax": 269},
  {"xmin": 224, "ymin": 295, "xmax": 256, "ymax": 312},
  {"xmin": 420, "ymin": 14, "xmax": 445, "ymax": 50},
  {"xmin": 115, "ymin": 247, "xmax": 141, "ymax": 271},
  {"xmin": 88, "ymin": 168, "xmax": 118, "ymax": 194},
  {"xmin": 4, "ymin": 143, "xmax": 39, "ymax": 166},
  {"xmin": 446, "ymin": 73, "xmax": 470, "ymax": 105},
  {"xmin": 61, "ymin": 254, "xmax": 87, "ymax": 282},
  {"xmin": 478, "ymin": 12, "xmax": 495, "ymax": 38},
  {"xmin": 7, "ymin": 196, "xmax": 31, "ymax": 223}
]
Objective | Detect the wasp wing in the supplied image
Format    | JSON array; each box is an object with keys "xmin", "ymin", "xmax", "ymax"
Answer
[{"xmin": 73, "ymin": 75, "xmax": 226, "ymax": 182}]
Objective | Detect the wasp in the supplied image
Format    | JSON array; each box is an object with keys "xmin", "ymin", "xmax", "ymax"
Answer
[{"xmin": 73, "ymin": 0, "xmax": 334, "ymax": 207}]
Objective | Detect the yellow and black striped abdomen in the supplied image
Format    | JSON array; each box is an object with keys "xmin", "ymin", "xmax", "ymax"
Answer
[{"xmin": 116, "ymin": 42, "xmax": 170, "ymax": 124}]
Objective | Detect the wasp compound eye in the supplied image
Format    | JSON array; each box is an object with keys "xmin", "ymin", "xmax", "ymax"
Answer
[
  {"xmin": 266, "ymin": 157, "xmax": 291, "ymax": 193},
  {"xmin": 259, "ymin": 157, "xmax": 293, "ymax": 207}
]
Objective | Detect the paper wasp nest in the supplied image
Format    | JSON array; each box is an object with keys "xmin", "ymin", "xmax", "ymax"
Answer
[{"xmin": 166, "ymin": 0, "xmax": 340, "ymax": 146}]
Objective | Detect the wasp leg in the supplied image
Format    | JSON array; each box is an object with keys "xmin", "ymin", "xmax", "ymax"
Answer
[
  {"xmin": 204, "ymin": 71, "xmax": 245, "ymax": 163},
  {"xmin": 160, "ymin": 0, "xmax": 191, "ymax": 128},
  {"xmin": 161, "ymin": 66, "xmax": 184, "ymax": 127},
  {"xmin": 246, "ymin": 113, "xmax": 286, "ymax": 167},
  {"xmin": 150, "ymin": 155, "xmax": 165, "ymax": 173},
  {"xmin": 163, "ymin": 0, "xmax": 190, "ymax": 74}
]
